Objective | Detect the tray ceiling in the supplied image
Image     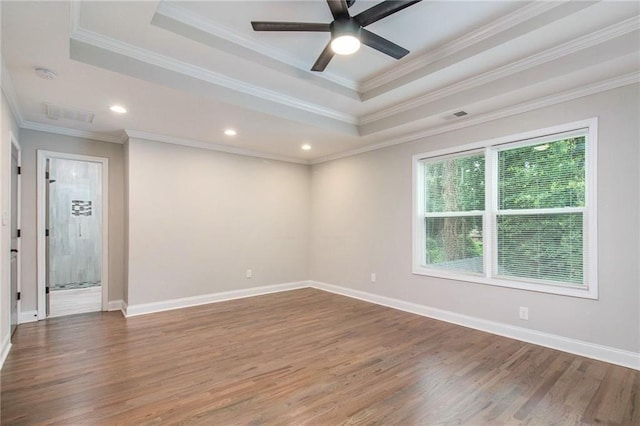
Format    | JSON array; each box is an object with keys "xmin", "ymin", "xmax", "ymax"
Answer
[{"xmin": 2, "ymin": 1, "xmax": 638, "ymax": 163}]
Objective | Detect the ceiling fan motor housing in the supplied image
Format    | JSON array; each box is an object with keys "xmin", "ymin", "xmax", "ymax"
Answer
[{"xmin": 330, "ymin": 18, "xmax": 361, "ymax": 39}]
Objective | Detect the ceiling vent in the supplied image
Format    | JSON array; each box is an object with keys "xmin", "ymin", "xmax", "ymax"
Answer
[
  {"xmin": 442, "ymin": 110, "xmax": 469, "ymax": 121},
  {"xmin": 35, "ymin": 67, "xmax": 57, "ymax": 80},
  {"xmin": 44, "ymin": 103, "xmax": 95, "ymax": 123}
]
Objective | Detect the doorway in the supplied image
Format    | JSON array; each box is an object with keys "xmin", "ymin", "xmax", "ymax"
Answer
[
  {"xmin": 10, "ymin": 133, "xmax": 21, "ymax": 335},
  {"xmin": 37, "ymin": 151, "xmax": 109, "ymax": 319}
]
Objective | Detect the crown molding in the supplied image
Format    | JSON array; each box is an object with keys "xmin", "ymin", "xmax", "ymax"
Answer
[
  {"xmin": 125, "ymin": 129, "xmax": 310, "ymax": 165},
  {"xmin": 1, "ymin": 59, "xmax": 25, "ymax": 126},
  {"xmin": 360, "ymin": 16, "xmax": 640, "ymax": 126},
  {"xmin": 314, "ymin": 72, "xmax": 640, "ymax": 164},
  {"xmin": 21, "ymin": 121, "xmax": 126, "ymax": 144},
  {"xmin": 70, "ymin": 28, "xmax": 358, "ymax": 126},
  {"xmin": 360, "ymin": 2, "xmax": 561, "ymax": 94},
  {"xmin": 154, "ymin": 2, "xmax": 359, "ymax": 92},
  {"xmin": 69, "ymin": 0, "xmax": 80, "ymax": 35}
]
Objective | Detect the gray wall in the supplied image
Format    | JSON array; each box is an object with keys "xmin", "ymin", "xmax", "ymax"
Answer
[
  {"xmin": 126, "ymin": 138, "xmax": 310, "ymax": 306},
  {"xmin": 123, "ymin": 140, "xmax": 129, "ymax": 304},
  {"xmin": 310, "ymin": 84, "xmax": 640, "ymax": 353},
  {"xmin": 19, "ymin": 130, "xmax": 125, "ymax": 311},
  {"xmin": 4, "ymin": 84, "xmax": 637, "ymax": 360},
  {"xmin": 1, "ymin": 90, "xmax": 20, "ymax": 347}
]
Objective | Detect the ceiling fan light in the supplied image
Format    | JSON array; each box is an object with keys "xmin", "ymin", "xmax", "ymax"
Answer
[{"xmin": 331, "ymin": 35, "xmax": 361, "ymax": 55}]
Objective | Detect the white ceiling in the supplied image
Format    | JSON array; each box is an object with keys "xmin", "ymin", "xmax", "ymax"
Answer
[{"xmin": 2, "ymin": 1, "xmax": 639, "ymax": 163}]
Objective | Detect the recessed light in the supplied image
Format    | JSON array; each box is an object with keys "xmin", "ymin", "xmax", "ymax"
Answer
[
  {"xmin": 110, "ymin": 105, "xmax": 127, "ymax": 114},
  {"xmin": 224, "ymin": 129, "xmax": 237, "ymax": 136},
  {"xmin": 534, "ymin": 144, "xmax": 550, "ymax": 151},
  {"xmin": 301, "ymin": 144, "xmax": 312, "ymax": 151}
]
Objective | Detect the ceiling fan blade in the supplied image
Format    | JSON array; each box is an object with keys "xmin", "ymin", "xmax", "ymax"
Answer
[
  {"xmin": 251, "ymin": 22, "xmax": 331, "ymax": 32},
  {"xmin": 360, "ymin": 29, "xmax": 409, "ymax": 59},
  {"xmin": 311, "ymin": 42, "xmax": 335, "ymax": 72},
  {"xmin": 327, "ymin": 0, "xmax": 350, "ymax": 20},
  {"xmin": 354, "ymin": 0, "xmax": 422, "ymax": 27}
]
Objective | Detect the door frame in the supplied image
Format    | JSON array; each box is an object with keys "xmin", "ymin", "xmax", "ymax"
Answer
[
  {"xmin": 10, "ymin": 132, "xmax": 21, "ymax": 326},
  {"xmin": 36, "ymin": 150, "xmax": 109, "ymax": 319}
]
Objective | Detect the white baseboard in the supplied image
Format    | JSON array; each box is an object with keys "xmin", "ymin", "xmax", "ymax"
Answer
[
  {"xmin": 124, "ymin": 281, "xmax": 308, "ymax": 317},
  {"xmin": 63, "ymin": 279, "xmax": 639, "ymax": 370},
  {"xmin": 19, "ymin": 310, "xmax": 38, "ymax": 324},
  {"xmin": 0, "ymin": 333, "xmax": 11, "ymax": 369},
  {"xmin": 107, "ymin": 300, "xmax": 123, "ymax": 312},
  {"xmin": 310, "ymin": 281, "xmax": 640, "ymax": 371},
  {"xmin": 21, "ymin": 305, "xmax": 121, "ymax": 322}
]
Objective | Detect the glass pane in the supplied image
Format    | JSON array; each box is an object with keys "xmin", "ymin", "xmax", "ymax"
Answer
[
  {"xmin": 425, "ymin": 216, "xmax": 483, "ymax": 274},
  {"xmin": 424, "ymin": 153, "xmax": 485, "ymax": 212},
  {"xmin": 498, "ymin": 137, "xmax": 585, "ymax": 210},
  {"xmin": 497, "ymin": 213, "xmax": 583, "ymax": 285}
]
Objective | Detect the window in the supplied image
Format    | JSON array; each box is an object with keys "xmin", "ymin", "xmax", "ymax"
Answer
[
  {"xmin": 423, "ymin": 151, "xmax": 485, "ymax": 275},
  {"xmin": 413, "ymin": 119, "xmax": 597, "ymax": 298}
]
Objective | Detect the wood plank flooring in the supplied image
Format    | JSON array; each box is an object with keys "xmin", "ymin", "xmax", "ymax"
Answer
[{"xmin": 2, "ymin": 288, "xmax": 638, "ymax": 425}]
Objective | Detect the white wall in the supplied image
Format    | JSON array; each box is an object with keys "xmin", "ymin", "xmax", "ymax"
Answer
[
  {"xmin": 1, "ymin": 88, "xmax": 20, "ymax": 355},
  {"xmin": 126, "ymin": 138, "xmax": 310, "ymax": 306},
  {"xmin": 310, "ymin": 84, "xmax": 640, "ymax": 354},
  {"xmin": 18, "ymin": 130, "xmax": 125, "ymax": 312}
]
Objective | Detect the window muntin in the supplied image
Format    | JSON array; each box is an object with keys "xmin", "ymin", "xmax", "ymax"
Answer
[{"xmin": 413, "ymin": 120, "xmax": 597, "ymax": 298}]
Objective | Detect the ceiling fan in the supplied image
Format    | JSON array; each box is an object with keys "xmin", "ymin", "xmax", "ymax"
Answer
[{"xmin": 251, "ymin": 0, "xmax": 422, "ymax": 72}]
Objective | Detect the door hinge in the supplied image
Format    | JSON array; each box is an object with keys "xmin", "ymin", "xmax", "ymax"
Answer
[
  {"xmin": 45, "ymin": 229, "xmax": 50, "ymax": 237},
  {"xmin": 46, "ymin": 287, "xmax": 50, "ymax": 294},
  {"xmin": 17, "ymin": 166, "xmax": 21, "ymax": 175},
  {"xmin": 17, "ymin": 229, "xmax": 21, "ymax": 238},
  {"xmin": 16, "ymin": 292, "xmax": 20, "ymax": 301},
  {"xmin": 46, "ymin": 171, "xmax": 50, "ymax": 179}
]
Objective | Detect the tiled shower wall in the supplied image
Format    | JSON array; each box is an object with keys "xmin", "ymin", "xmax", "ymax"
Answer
[{"xmin": 49, "ymin": 158, "xmax": 102, "ymax": 289}]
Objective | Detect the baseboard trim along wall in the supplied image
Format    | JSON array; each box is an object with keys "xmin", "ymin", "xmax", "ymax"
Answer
[
  {"xmin": 107, "ymin": 300, "xmax": 123, "ymax": 312},
  {"xmin": 310, "ymin": 281, "xmax": 640, "ymax": 371},
  {"xmin": 123, "ymin": 281, "xmax": 308, "ymax": 317},
  {"xmin": 0, "ymin": 333, "xmax": 12, "ymax": 369},
  {"xmin": 18, "ymin": 310, "xmax": 39, "ymax": 324},
  {"xmin": 20, "ymin": 304, "xmax": 121, "ymax": 322},
  {"xmin": 111, "ymin": 280, "xmax": 640, "ymax": 370}
]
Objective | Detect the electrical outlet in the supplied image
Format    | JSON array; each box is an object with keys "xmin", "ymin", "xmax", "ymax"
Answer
[
  {"xmin": 371, "ymin": 273, "xmax": 376, "ymax": 283},
  {"xmin": 519, "ymin": 306, "xmax": 529, "ymax": 320},
  {"xmin": 246, "ymin": 269, "xmax": 252, "ymax": 279}
]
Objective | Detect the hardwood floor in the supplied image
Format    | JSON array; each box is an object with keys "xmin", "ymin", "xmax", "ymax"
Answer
[{"xmin": 2, "ymin": 288, "xmax": 638, "ymax": 425}]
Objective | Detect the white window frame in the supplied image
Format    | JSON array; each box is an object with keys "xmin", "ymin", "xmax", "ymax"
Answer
[{"xmin": 412, "ymin": 118, "xmax": 598, "ymax": 299}]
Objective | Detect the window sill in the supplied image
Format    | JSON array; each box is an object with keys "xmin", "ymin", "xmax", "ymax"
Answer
[{"xmin": 412, "ymin": 266, "xmax": 598, "ymax": 299}]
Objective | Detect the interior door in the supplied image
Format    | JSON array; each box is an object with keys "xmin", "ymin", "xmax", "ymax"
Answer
[
  {"xmin": 10, "ymin": 144, "xmax": 20, "ymax": 335},
  {"xmin": 45, "ymin": 158, "xmax": 51, "ymax": 316}
]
